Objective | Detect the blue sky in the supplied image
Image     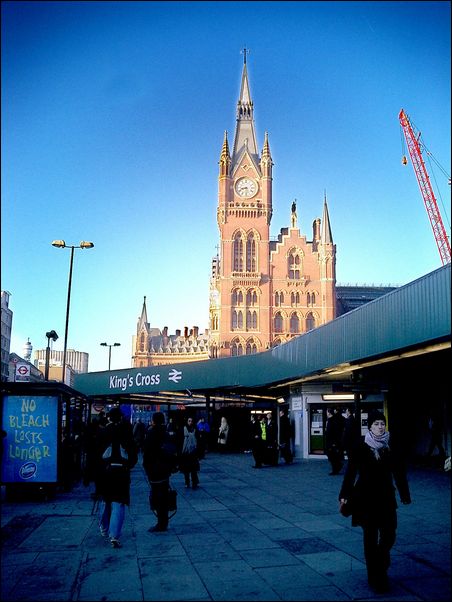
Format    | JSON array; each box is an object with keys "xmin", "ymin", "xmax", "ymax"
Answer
[{"xmin": 2, "ymin": 1, "xmax": 450, "ymax": 373}]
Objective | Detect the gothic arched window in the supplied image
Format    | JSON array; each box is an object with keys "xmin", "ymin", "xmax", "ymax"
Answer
[
  {"xmin": 246, "ymin": 232, "xmax": 257, "ymax": 272},
  {"xmin": 246, "ymin": 289, "xmax": 257, "ymax": 306},
  {"xmin": 275, "ymin": 291, "xmax": 284, "ymax": 307},
  {"xmin": 290, "ymin": 313, "xmax": 300, "ymax": 334},
  {"xmin": 306, "ymin": 312, "xmax": 315, "ymax": 332},
  {"xmin": 288, "ymin": 251, "xmax": 301, "ymax": 279},
  {"xmin": 274, "ymin": 312, "xmax": 283, "ymax": 333},
  {"xmin": 233, "ymin": 232, "xmax": 244, "ymax": 272}
]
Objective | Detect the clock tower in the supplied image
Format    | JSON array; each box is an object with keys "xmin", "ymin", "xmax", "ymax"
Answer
[
  {"xmin": 210, "ymin": 51, "xmax": 274, "ymax": 358},
  {"xmin": 209, "ymin": 51, "xmax": 336, "ymax": 359}
]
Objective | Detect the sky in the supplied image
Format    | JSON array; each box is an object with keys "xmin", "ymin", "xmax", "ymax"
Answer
[{"xmin": 2, "ymin": 1, "xmax": 451, "ymax": 373}]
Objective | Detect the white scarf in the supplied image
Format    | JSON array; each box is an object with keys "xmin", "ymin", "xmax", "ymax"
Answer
[
  {"xmin": 182, "ymin": 426, "xmax": 197, "ymax": 454},
  {"xmin": 365, "ymin": 429, "xmax": 390, "ymax": 459}
]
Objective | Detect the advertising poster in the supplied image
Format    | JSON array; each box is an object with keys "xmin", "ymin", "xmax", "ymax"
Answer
[{"xmin": 1, "ymin": 395, "xmax": 58, "ymax": 483}]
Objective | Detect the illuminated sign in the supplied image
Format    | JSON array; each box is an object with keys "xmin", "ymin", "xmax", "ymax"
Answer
[{"xmin": 1, "ymin": 396, "xmax": 58, "ymax": 483}]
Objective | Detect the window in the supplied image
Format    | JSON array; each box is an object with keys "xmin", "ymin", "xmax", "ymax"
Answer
[
  {"xmin": 275, "ymin": 291, "xmax": 284, "ymax": 306},
  {"xmin": 245, "ymin": 340, "xmax": 258, "ymax": 355},
  {"xmin": 231, "ymin": 339, "xmax": 243, "ymax": 356},
  {"xmin": 291, "ymin": 292, "xmax": 300, "ymax": 306},
  {"xmin": 246, "ymin": 233, "xmax": 257, "ymax": 272},
  {"xmin": 246, "ymin": 310, "xmax": 257, "ymax": 329},
  {"xmin": 274, "ymin": 312, "xmax": 283, "ymax": 333},
  {"xmin": 246, "ymin": 289, "xmax": 257, "ymax": 306},
  {"xmin": 306, "ymin": 312, "xmax": 315, "ymax": 331},
  {"xmin": 290, "ymin": 313, "xmax": 300, "ymax": 333},
  {"xmin": 233, "ymin": 233, "xmax": 244, "ymax": 271},
  {"xmin": 288, "ymin": 251, "xmax": 301, "ymax": 279}
]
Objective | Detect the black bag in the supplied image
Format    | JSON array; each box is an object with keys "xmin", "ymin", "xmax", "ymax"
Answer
[
  {"xmin": 339, "ymin": 488, "xmax": 355, "ymax": 517},
  {"xmin": 149, "ymin": 484, "xmax": 177, "ymax": 519},
  {"xmin": 340, "ymin": 500, "xmax": 353, "ymax": 517}
]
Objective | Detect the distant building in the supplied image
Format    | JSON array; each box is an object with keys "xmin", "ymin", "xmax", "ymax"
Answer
[
  {"xmin": 132, "ymin": 297, "xmax": 210, "ymax": 367},
  {"xmin": 336, "ymin": 285, "xmax": 398, "ymax": 315},
  {"xmin": 33, "ymin": 348, "xmax": 89, "ymax": 375},
  {"xmin": 1, "ymin": 291, "xmax": 13, "ymax": 382}
]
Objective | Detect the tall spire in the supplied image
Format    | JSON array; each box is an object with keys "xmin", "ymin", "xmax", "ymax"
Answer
[
  {"xmin": 260, "ymin": 131, "xmax": 273, "ymax": 177},
  {"xmin": 219, "ymin": 130, "xmax": 231, "ymax": 177},
  {"xmin": 232, "ymin": 49, "xmax": 258, "ymax": 165},
  {"xmin": 137, "ymin": 296, "xmax": 149, "ymax": 333},
  {"xmin": 321, "ymin": 192, "xmax": 333, "ymax": 244}
]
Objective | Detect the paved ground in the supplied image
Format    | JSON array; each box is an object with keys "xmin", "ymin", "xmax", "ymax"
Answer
[{"xmin": 1, "ymin": 452, "xmax": 450, "ymax": 601}]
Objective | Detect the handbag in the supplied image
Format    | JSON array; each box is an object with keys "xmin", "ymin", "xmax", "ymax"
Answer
[
  {"xmin": 339, "ymin": 487, "xmax": 355, "ymax": 517},
  {"xmin": 339, "ymin": 500, "xmax": 353, "ymax": 517},
  {"xmin": 149, "ymin": 484, "xmax": 178, "ymax": 519}
]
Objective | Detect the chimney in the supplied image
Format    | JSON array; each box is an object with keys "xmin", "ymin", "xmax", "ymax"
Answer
[
  {"xmin": 193, "ymin": 326, "xmax": 199, "ymax": 338},
  {"xmin": 313, "ymin": 218, "xmax": 321, "ymax": 241},
  {"xmin": 176, "ymin": 329, "xmax": 181, "ymax": 337},
  {"xmin": 184, "ymin": 326, "xmax": 188, "ymax": 338},
  {"xmin": 163, "ymin": 326, "xmax": 168, "ymax": 336}
]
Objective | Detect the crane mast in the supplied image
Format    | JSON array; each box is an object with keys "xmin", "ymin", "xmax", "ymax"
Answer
[{"xmin": 399, "ymin": 109, "xmax": 451, "ymax": 265}]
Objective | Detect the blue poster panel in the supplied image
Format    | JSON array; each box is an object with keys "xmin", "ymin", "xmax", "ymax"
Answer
[{"xmin": 1, "ymin": 395, "xmax": 58, "ymax": 483}]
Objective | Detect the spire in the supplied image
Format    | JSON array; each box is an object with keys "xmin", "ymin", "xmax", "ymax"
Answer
[
  {"xmin": 321, "ymin": 192, "xmax": 333, "ymax": 244},
  {"xmin": 232, "ymin": 49, "xmax": 258, "ymax": 164},
  {"xmin": 219, "ymin": 130, "xmax": 231, "ymax": 177},
  {"xmin": 260, "ymin": 131, "xmax": 273, "ymax": 177},
  {"xmin": 137, "ymin": 296, "xmax": 150, "ymax": 333}
]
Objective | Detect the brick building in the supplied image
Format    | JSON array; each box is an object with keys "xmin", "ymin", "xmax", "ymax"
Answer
[{"xmin": 209, "ymin": 55, "xmax": 336, "ymax": 358}]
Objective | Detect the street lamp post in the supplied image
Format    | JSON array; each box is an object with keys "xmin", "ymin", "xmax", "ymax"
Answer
[
  {"xmin": 44, "ymin": 330, "xmax": 59, "ymax": 380},
  {"xmin": 52, "ymin": 240, "xmax": 94, "ymax": 383},
  {"xmin": 100, "ymin": 342, "xmax": 121, "ymax": 371}
]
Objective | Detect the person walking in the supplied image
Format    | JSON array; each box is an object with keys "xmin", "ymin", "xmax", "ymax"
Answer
[
  {"xmin": 217, "ymin": 416, "xmax": 229, "ymax": 452},
  {"xmin": 325, "ymin": 407, "xmax": 345, "ymax": 475},
  {"xmin": 341, "ymin": 407, "xmax": 361, "ymax": 462},
  {"xmin": 338, "ymin": 410, "xmax": 411, "ymax": 594},
  {"xmin": 251, "ymin": 414, "xmax": 264, "ymax": 468},
  {"xmin": 279, "ymin": 408, "xmax": 293, "ymax": 464},
  {"xmin": 132, "ymin": 418, "xmax": 146, "ymax": 453},
  {"xmin": 265, "ymin": 412, "xmax": 279, "ymax": 465},
  {"xmin": 196, "ymin": 417, "xmax": 210, "ymax": 459},
  {"xmin": 142, "ymin": 411, "xmax": 177, "ymax": 532},
  {"xmin": 97, "ymin": 407, "xmax": 138, "ymax": 548},
  {"xmin": 179, "ymin": 417, "xmax": 200, "ymax": 488}
]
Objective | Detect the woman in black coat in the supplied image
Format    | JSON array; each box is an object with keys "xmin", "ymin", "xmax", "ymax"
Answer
[
  {"xmin": 97, "ymin": 407, "xmax": 138, "ymax": 548},
  {"xmin": 142, "ymin": 412, "xmax": 176, "ymax": 532},
  {"xmin": 339, "ymin": 410, "xmax": 411, "ymax": 593}
]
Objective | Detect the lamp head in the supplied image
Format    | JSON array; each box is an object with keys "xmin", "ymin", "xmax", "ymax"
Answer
[
  {"xmin": 113, "ymin": 343, "xmax": 121, "ymax": 347},
  {"xmin": 80, "ymin": 241, "xmax": 94, "ymax": 249},
  {"xmin": 46, "ymin": 330, "xmax": 59, "ymax": 342},
  {"xmin": 52, "ymin": 240, "xmax": 66, "ymax": 248},
  {"xmin": 100, "ymin": 342, "xmax": 107, "ymax": 347}
]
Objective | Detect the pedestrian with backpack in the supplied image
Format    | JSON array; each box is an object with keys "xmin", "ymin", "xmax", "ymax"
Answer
[
  {"xmin": 143, "ymin": 412, "xmax": 178, "ymax": 532},
  {"xmin": 97, "ymin": 407, "xmax": 138, "ymax": 548}
]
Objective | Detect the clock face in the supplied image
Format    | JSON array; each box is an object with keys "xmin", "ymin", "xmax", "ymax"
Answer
[{"xmin": 235, "ymin": 177, "xmax": 257, "ymax": 198}]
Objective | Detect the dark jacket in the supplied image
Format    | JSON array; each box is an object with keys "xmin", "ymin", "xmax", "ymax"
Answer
[
  {"xmin": 97, "ymin": 420, "xmax": 138, "ymax": 505},
  {"xmin": 142, "ymin": 424, "xmax": 175, "ymax": 482},
  {"xmin": 339, "ymin": 439, "xmax": 411, "ymax": 527},
  {"xmin": 325, "ymin": 412, "xmax": 345, "ymax": 450}
]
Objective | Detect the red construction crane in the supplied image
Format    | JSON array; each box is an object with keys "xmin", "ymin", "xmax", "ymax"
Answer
[{"xmin": 399, "ymin": 109, "xmax": 451, "ymax": 266}]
